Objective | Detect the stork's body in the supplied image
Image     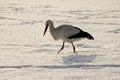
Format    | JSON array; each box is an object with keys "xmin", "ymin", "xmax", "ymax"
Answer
[{"xmin": 43, "ymin": 20, "xmax": 94, "ymax": 53}]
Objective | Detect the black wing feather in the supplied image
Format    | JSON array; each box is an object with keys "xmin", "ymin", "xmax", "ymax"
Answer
[{"xmin": 69, "ymin": 29, "xmax": 94, "ymax": 40}]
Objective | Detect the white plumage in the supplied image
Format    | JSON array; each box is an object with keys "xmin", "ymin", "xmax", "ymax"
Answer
[
  {"xmin": 56, "ymin": 25, "xmax": 81, "ymax": 42},
  {"xmin": 43, "ymin": 20, "xmax": 94, "ymax": 53}
]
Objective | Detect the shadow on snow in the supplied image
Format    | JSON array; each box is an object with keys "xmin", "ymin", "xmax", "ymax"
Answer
[
  {"xmin": 0, "ymin": 55, "xmax": 120, "ymax": 69},
  {"xmin": 62, "ymin": 55, "xmax": 96, "ymax": 65}
]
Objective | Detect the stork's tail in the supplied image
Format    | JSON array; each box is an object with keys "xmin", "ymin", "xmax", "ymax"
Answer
[{"xmin": 84, "ymin": 32, "xmax": 94, "ymax": 40}]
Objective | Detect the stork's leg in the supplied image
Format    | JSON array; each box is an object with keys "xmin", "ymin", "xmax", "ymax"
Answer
[
  {"xmin": 71, "ymin": 42, "xmax": 76, "ymax": 53},
  {"xmin": 58, "ymin": 41, "xmax": 65, "ymax": 53}
]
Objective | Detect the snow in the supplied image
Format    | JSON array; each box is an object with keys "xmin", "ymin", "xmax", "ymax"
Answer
[{"xmin": 0, "ymin": 0, "xmax": 120, "ymax": 80}]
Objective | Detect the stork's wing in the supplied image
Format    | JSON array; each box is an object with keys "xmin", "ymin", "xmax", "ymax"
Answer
[{"xmin": 56, "ymin": 25, "xmax": 82, "ymax": 38}]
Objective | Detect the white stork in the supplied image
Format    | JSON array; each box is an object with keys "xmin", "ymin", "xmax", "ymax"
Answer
[{"xmin": 43, "ymin": 20, "xmax": 94, "ymax": 53}]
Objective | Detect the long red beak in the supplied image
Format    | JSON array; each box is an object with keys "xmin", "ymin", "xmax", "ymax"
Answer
[{"xmin": 43, "ymin": 24, "xmax": 48, "ymax": 36}]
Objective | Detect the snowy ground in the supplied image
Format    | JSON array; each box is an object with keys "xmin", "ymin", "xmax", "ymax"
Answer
[{"xmin": 0, "ymin": 0, "xmax": 120, "ymax": 80}]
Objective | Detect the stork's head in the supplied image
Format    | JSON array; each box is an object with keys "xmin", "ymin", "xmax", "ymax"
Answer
[{"xmin": 43, "ymin": 20, "xmax": 53, "ymax": 36}]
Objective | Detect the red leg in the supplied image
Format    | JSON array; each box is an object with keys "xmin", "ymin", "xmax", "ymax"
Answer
[
  {"xmin": 58, "ymin": 41, "xmax": 65, "ymax": 53},
  {"xmin": 71, "ymin": 42, "xmax": 76, "ymax": 53}
]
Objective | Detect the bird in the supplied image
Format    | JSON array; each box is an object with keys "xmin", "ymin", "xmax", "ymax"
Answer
[{"xmin": 43, "ymin": 20, "xmax": 94, "ymax": 53}]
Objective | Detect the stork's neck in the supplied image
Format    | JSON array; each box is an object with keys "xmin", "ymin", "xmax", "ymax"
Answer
[
  {"xmin": 49, "ymin": 22, "xmax": 59, "ymax": 40},
  {"xmin": 49, "ymin": 22, "xmax": 55, "ymax": 31}
]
